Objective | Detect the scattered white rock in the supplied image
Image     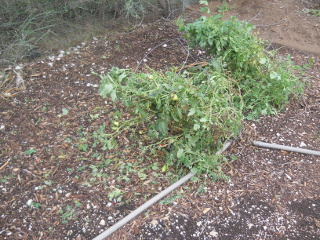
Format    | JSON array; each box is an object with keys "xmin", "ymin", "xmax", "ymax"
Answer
[
  {"xmin": 86, "ymin": 83, "xmax": 98, "ymax": 87},
  {"xmin": 150, "ymin": 219, "xmax": 158, "ymax": 226},
  {"xmin": 210, "ymin": 230, "xmax": 218, "ymax": 237},
  {"xmin": 299, "ymin": 141, "xmax": 307, "ymax": 147},
  {"xmin": 26, "ymin": 199, "xmax": 33, "ymax": 206},
  {"xmin": 99, "ymin": 220, "xmax": 106, "ymax": 226},
  {"xmin": 285, "ymin": 173, "xmax": 292, "ymax": 180},
  {"xmin": 248, "ymin": 223, "xmax": 254, "ymax": 229}
]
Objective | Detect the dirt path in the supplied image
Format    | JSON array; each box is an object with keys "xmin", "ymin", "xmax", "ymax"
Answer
[{"xmin": 0, "ymin": 0, "xmax": 319, "ymax": 239}]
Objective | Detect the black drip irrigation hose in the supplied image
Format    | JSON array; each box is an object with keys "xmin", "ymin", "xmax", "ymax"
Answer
[{"xmin": 92, "ymin": 141, "xmax": 232, "ymax": 240}]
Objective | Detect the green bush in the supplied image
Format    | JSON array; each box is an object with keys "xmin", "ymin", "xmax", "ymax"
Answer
[{"xmin": 0, "ymin": 0, "xmax": 56, "ymax": 63}]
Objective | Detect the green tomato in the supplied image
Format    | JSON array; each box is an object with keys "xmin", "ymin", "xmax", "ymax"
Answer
[
  {"xmin": 161, "ymin": 165, "xmax": 167, "ymax": 172},
  {"xmin": 171, "ymin": 94, "xmax": 178, "ymax": 101},
  {"xmin": 113, "ymin": 121, "xmax": 120, "ymax": 127}
]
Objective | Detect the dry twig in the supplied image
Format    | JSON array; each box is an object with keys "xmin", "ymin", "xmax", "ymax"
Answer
[{"xmin": 0, "ymin": 159, "xmax": 11, "ymax": 171}]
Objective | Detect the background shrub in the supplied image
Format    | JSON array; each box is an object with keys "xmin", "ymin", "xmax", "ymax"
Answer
[{"xmin": 0, "ymin": 0, "xmax": 197, "ymax": 66}]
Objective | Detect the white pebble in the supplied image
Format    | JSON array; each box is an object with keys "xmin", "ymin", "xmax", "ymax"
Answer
[
  {"xmin": 299, "ymin": 142, "xmax": 307, "ymax": 147},
  {"xmin": 210, "ymin": 230, "xmax": 218, "ymax": 237}
]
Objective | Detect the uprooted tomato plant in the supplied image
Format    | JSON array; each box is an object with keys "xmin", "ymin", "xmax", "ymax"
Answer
[{"xmin": 95, "ymin": 12, "xmax": 304, "ymax": 180}]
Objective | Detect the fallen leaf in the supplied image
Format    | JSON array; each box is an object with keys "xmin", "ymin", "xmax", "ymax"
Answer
[
  {"xmin": 30, "ymin": 73, "xmax": 43, "ymax": 77},
  {"xmin": 314, "ymin": 218, "xmax": 320, "ymax": 228},
  {"xmin": 203, "ymin": 208, "xmax": 211, "ymax": 214},
  {"xmin": 150, "ymin": 219, "xmax": 158, "ymax": 226}
]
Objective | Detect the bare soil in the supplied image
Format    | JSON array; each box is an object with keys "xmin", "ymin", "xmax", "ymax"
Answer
[{"xmin": 1, "ymin": 0, "xmax": 319, "ymax": 239}]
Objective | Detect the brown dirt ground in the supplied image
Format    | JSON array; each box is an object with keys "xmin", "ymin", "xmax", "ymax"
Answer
[{"xmin": 0, "ymin": 0, "xmax": 319, "ymax": 239}]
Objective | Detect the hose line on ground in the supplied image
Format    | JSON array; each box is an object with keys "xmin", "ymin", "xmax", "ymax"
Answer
[
  {"xmin": 253, "ymin": 140, "xmax": 320, "ymax": 156},
  {"xmin": 92, "ymin": 141, "xmax": 232, "ymax": 240}
]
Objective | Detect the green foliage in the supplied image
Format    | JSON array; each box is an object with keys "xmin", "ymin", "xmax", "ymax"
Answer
[
  {"xmin": 92, "ymin": 124, "xmax": 118, "ymax": 150},
  {"xmin": 29, "ymin": 202, "xmax": 42, "ymax": 209},
  {"xmin": 61, "ymin": 108, "xmax": 69, "ymax": 115},
  {"xmin": 217, "ymin": 1, "xmax": 234, "ymax": 13},
  {"xmin": 24, "ymin": 148, "xmax": 38, "ymax": 156},
  {"xmin": 108, "ymin": 186, "xmax": 124, "ymax": 202},
  {"xmin": 303, "ymin": 8, "xmax": 320, "ymax": 18},
  {"xmin": 59, "ymin": 201, "xmax": 82, "ymax": 224},
  {"xmin": 178, "ymin": 15, "xmax": 263, "ymax": 77},
  {"xmin": 178, "ymin": 14, "xmax": 303, "ymax": 119},
  {"xmin": 99, "ymin": 67, "xmax": 243, "ymax": 178},
  {"xmin": 98, "ymin": 13, "xmax": 303, "ymax": 178}
]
